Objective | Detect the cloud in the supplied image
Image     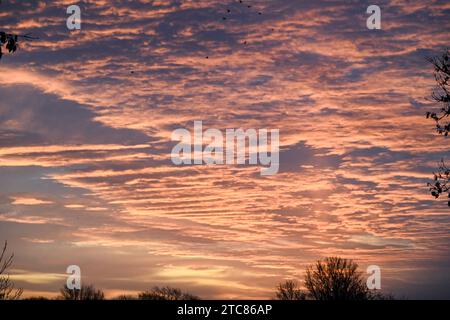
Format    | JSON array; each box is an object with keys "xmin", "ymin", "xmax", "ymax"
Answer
[
  {"xmin": 0, "ymin": 0, "xmax": 450, "ymax": 299},
  {"xmin": 10, "ymin": 197, "xmax": 53, "ymax": 206}
]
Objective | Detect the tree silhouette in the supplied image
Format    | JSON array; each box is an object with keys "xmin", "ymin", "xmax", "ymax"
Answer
[
  {"xmin": 274, "ymin": 280, "xmax": 307, "ymax": 300},
  {"xmin": 23, "ymin": 296, "xmax": 49, "ymax": 300},
  {"xmin": 426, "ymin": 49, "xmax": 450, "ymax": 205},
  {"xmin": 428, "ymin": 159, "xmax": 449, "ymax": 204},
  {"xmin": 0, "ymin": 32, "xmax": 19, "ymax": 59},
  {"xmin": 138, "ymin": 286, "xmax": 200, "ymax": 300},
  {"xmin": 274, "ymin": 257, "xmax": 393, "ymax": 300},
  {"xmin": 304, "ymin": 257, "xmax": 370, "ymax": 300},
  {"xmin": 427, "ymin": 49, "xmax": 450, "ymax": 136},
  {"xmin": 59, "ymin": 284, "xmax": 105, "ymax": 300},
  {"xmin": 0, "ymin": 2, "xmax": 37, "ymax": 60},
  {"xmin": 0, "ymin": 241, "xmax": 22, "ymax": 300},
  {"xmin": 114, "ymin": 294, "xmax": 137, "ymax": 300}
]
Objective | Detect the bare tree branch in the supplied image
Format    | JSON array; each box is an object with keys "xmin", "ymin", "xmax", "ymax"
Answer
[{"xmin": 0, "ymin": 241, "xmax": 23, "ymax": 300}]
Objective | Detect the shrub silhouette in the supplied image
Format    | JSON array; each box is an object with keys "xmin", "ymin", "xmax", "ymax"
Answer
[
  {"xmin": 114, "ymin": 294, "xmax": 138, "ymax": 300},
  {"xmin": 138, "ymin": 286, "xmax": 199, "ymax": 300},
  {"xmin": 59, "ymin": 284, "xmax": 105, "ymax": 300},
  {"xmin": 23, "ymin": 296, "xmax": 49, "ymax": 300},
  {"xmin": 274, "ymin": 280, "xmax": 307, "ymax": 300}
]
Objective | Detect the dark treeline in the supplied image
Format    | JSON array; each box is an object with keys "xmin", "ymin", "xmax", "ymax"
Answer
[{"xmin": 2, "ymin": 242, "xmax": 394, "ymax": 301}]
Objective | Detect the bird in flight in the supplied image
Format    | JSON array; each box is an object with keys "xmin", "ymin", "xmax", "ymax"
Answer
[{"xmin": 208, "ymin": 1, "xmax": 271, "ymax": 57}]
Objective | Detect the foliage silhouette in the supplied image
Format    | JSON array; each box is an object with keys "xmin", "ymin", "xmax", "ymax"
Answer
[
  {"xmin": 0, "ymin": 1, "xmax": 38, "ymax": 60},
  {"xmin": 275, "ymin": 257, "xmax": 394, "ymax": 300},
  {"xmin": 274, "ymin": 280, "xmax": 307, "ymax": 300},
  {"xmin": 138, "ymin": 286, "xmax": 200, "ymax": 300},
  {"xmin": 426, "ymin": 49, "xmax": 450, "ymax": 205},
  {"xmin": 304, "ymin": 257, "xmax": 372, "ymax": 300},
  {"xmin": 23, "ymin": 296, "xmax": 50, "ymax": 300},
  {"xmin": 0, "ymin": 241, "xmax": 22, "ymax": 300},
  {"xmin": 427, "ymin": 49, "xmax": 450, "ymax": 136},
  {"xmin": 114, "ymin": 294, "xmax": 138, "ymax": 300},
  {"xmin": 59, "ymin": 284, "xmax": 105, "ymax": 300}
]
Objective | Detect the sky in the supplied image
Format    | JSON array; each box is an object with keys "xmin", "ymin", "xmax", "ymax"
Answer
[{"xmin": 0, "ymin": 0, "xmax": 449, "ymax": 299}]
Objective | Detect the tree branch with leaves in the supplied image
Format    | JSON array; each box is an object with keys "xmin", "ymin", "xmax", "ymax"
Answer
[
  {"xmin": 0, "ymin": 32, "xmax": 38, "ymax": 59},
  {"xmin": 0, "ymin": 0, "xmax": 38, "ymax": 60},
  {"xmin": 426, "ymin": 49, "xmax": 450, "ymax": 206},
  {"xmin": 426, "ymin": 49, "xmax": 450, "ymax": 135}
]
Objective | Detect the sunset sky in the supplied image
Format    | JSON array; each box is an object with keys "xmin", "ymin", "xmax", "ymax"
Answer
[{"xmin": 1, "ymin": 0, "xmax": 450, "ymax": 299}]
